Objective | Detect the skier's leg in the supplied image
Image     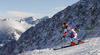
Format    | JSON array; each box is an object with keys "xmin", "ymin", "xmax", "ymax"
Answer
[
  {"xmin": 65, "ymin": 36, "xmax": 76, "ymax": 46},
  {"xmin": 72, "ymin": 37, "xmax": 79, "ymax": 44},
  {"xmin": 72, "ymin": 33, "xmax": 78, "ymax": 44},
  {"xmin": 72, "ymin": 37, "xmax": 83, "ymax": 44},
  {"xmin": 72, "ymin": 33, "xmax": 83, "ymax": 44},
  {"xmin": 65, "ymin": 36, "xmax": 72, "ymax": 44}
]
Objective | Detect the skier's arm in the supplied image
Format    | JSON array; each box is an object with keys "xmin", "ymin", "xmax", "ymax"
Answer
[
  {"xmin": 61, "ymin": 30, "xmax": 67, "ymax": 40},
  {"xmin": 63, "ymin": 31, "xmax": 67, "ymax": 37},
  {"xmin": 63, "ymin": 29, "xmax": 67, "ymax": 37}
]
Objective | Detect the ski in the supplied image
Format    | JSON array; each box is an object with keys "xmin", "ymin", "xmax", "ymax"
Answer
[{"xmin": 53, "ymin": 41, "xmax": 88, "ymax": 50}]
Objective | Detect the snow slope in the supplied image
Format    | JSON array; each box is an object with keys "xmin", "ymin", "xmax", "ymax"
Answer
[{"xmin": 18, "ymin": 37, "xmax": 100, "ymax": 55}]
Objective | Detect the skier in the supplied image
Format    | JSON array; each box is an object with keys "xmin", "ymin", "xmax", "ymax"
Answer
[{"xmin": 61, "ymin": 22, "xmax": 83, "ymax": 46}]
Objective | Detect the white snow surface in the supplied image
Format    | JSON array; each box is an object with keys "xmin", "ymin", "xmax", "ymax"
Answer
[{"xmin": 18, "ymin": 37, "xmax": 100, "ymax": 55}]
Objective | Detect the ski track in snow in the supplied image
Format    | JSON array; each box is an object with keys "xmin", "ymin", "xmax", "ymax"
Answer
[{"xmin": 18, "ymin": 37, "xmax": 100, "ymax": 55}]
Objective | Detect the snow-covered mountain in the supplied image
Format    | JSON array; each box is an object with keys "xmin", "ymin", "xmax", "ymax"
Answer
[
  {"xmin": 0, "ymin": 0, "xmax": 100, "ymax": 55},
  {"xmin": 19, "ymin": 16, "xmax": 49, "ymax": 25},
  {"xmin": 0, "ymin": 17, "xmax": 49, "ymax": 46},
  {"xmin": 0, "ymin": 19, "xmax": 30, "ymax": 45},
  {"xmin": 19, "ymin": 17, "xmax": 39, "ymax": 25}
]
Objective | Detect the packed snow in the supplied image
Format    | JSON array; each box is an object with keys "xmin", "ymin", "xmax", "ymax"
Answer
[{"xmin": 18, "ymin": 37, "xmax": 100, "ymax": 55}]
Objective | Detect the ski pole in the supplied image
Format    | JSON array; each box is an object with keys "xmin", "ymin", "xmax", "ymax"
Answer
[{"xmin": 80, "ymin": 30, "xmax": 97, "ymax": 31}]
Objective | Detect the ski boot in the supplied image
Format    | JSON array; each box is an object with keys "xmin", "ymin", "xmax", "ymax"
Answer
[
  {"xmin": 78, "ymin": 40, "xmax": 83, "ymax": 44},
  {"xmin": 70, "ymin": 41, "xmax": 75, "ymax": 46}
]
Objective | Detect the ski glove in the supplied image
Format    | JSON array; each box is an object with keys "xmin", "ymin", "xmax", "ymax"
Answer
[
  {"xmin": 60, "ymin": 36, "xmax": 65, "ymax": 40},
  {"xmin": 76, "ymin": 29, "xmax": 80, "ymax": 32}
]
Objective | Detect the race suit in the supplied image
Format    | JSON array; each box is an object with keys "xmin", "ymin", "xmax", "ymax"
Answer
[{"xmin": 63, "ymin": 26, "xmax": 79, "ymax": 44}]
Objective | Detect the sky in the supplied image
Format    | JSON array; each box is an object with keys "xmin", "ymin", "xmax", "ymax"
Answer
[{"xmin": 0, "ymin": 0, "xmax": 79, "ymax": 19}]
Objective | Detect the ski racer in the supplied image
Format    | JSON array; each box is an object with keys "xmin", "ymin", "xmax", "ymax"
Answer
[{"xmin": 61, "ymin": 22, "xmax": 83, "ymax": 46}]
